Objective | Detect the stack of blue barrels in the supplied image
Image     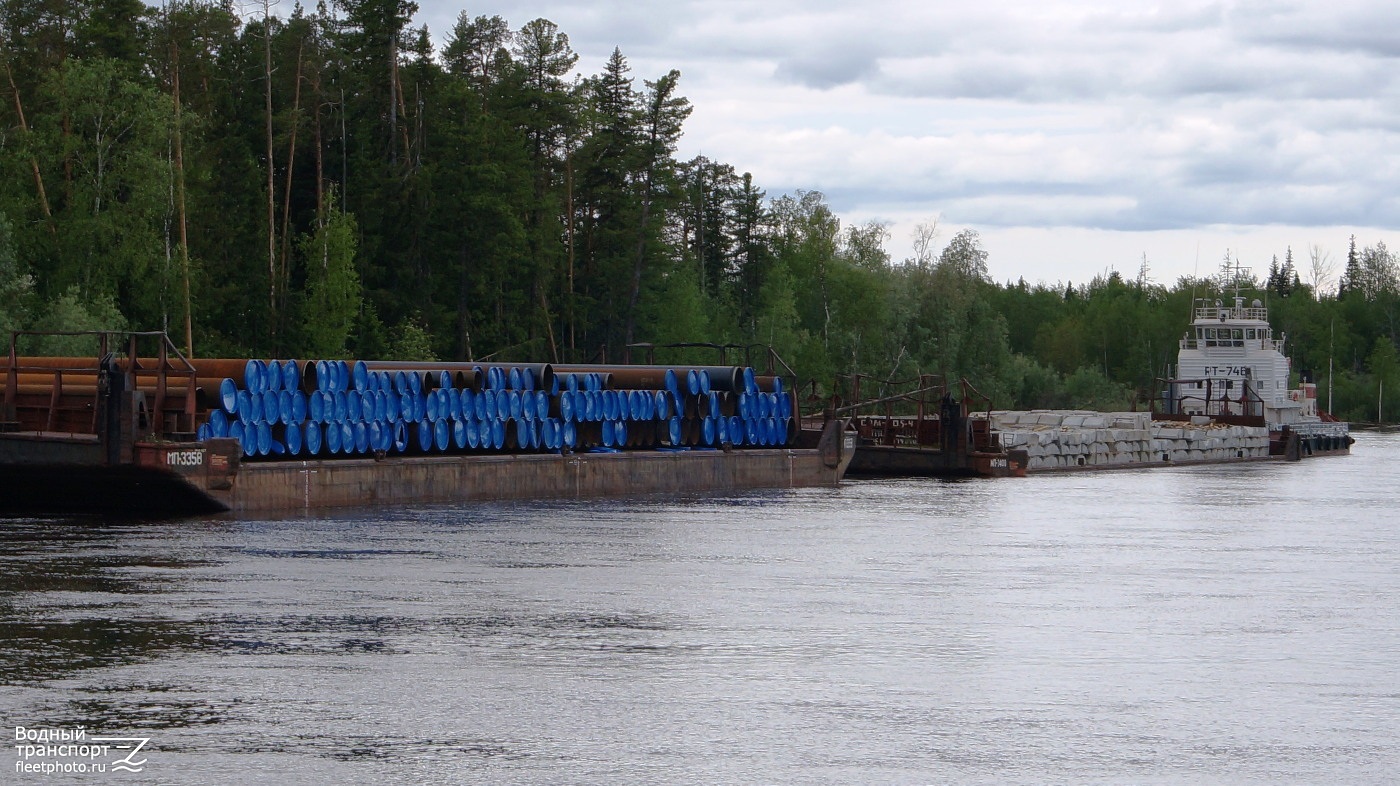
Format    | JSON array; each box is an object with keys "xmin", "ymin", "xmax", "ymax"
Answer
[{"xmin": 195, "ymin": 359, "xmax": 796, "ymax": 460}]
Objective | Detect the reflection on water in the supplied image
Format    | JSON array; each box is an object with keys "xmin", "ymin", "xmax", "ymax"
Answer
[{"xmin": 1, "ymin": 435, "xmax": 1398, "ymax": 784}]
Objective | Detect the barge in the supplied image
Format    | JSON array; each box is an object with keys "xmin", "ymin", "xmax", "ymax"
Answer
[
  {"xmin": 2, "ymin": 332, "xmax": 855, "ymax": 517},
  {"xmin": 835, "ymin": 283, "xmax": 1349, "ymax": 478}
]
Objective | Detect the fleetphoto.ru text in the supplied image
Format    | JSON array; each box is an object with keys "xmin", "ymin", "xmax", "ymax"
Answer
[{"xmin": 14, "ymin": 727, "xmax": 150, "ymax": 776}]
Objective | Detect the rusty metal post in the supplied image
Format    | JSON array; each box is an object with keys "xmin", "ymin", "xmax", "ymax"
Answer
[{"xmin": 4, "ymin": 332, "xmax": 15, "ymax": 423}]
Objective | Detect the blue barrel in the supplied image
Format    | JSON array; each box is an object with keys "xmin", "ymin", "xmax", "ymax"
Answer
[
  {"xmin": 326, "ymin": 420, "xmax": 342, "ymax": 453},
  {"xmin": 452, "ymin": 419, "xmax": 467, "ymax": 449},
  {"xmin": 244, "ymin": 359, "xmax": 266, "ymax": 393},
  {"xmin": 425, "ymin": 389, "xmax": 440, "ymax": 422},
  {"xmin": 562, "ymin": 420, "xmax": 577, "ymax": 449},
  {"xmin": 686, "ymin": 369, "xmax": 701, "ymax": 396},
  {"xmin": 338, "ymin": 422, "xmax": 353, "ymax": 453},
  {"xmin": 415, "ymin": 419, "xmax": 432, "ymax": 452},
  {"xmin": 698, "ymin": 370, "xmax": 711, "ymax": 396},
  {"xmin": 743, "ymin": 367, "xmax": 757, "ymax": 394},
  {"xmin": 234, "ymin": 390, "xmax": 251, "ymax": 424},
  {"xmin": 331, "ymin": 391, "xmax": 346, "ymax": 422},
  {"xmin": 460, "ymin": 390, "xmax": 475, "ymax": 421},
  {"xmin": 559, "ymin": 391, "xmax": 575, "ymax": 423},
  {"xmin": 220, "ymin": 378, "xmax": 239, "ymax": 413},
  {"xmin": 465, "ymin": 419, "xmax": 480, "ymax": 449},
  {"xmin": 480, "ymin": 389, "xmax": 496, "ymax": 421},
  {"xmin": 653, "ymin": 391, "xmax": 669, "ymax": 420},
  {"xmin": 565, "ymin": 373, "xmax": 579, "ymax": 393},
  {"xmin": 282, "ymin": 360, "xmax": 301, "ymax": 393},
  {"xmin": 352, "ymin": 360, "xmax": 369, "ymax": 392},
  {"xmin": 447, "ymin": 388, "xmax": 461, "ymax": 420},
  {"xmin": 392, "ymin": 421, "xmax": 408, "ymax": 453},
  {"xmin": 197, "ymin": 423, "xmax": 211, "ymax": 441},
  {"xmin": 615, "ymin": 420, "xmax": 628, "ymax": 447},
  {"xmin": 716, "ymin": 416, "xmax": 728, "ymax": 445},
  {"xmin": 237, "ymin": 424, "xmax": 255, "ymax": 457},
  {"xmin": 275, "ymin": 390, "xmax": 290, "ymax": 424},
  {"xmin": 250, "ymin": 390, "xmax": 268, "ymax": 423},
  {"xmin": 351, "ymin": 422, "xmax": 367, "ymax": 454},
  {"xmin": 263, "ymin": 361, "xmax": 282, "ymax": 393},
  {"xmin": 490, "ymin": 419, "xmax": 506, "ymax": 450},
  {"xmin": 707, "ymin": 392, "xmax": 720, "ymax": 420},
  {"xmin": 438, "ymin": 370, "xmax": 451, "ymax": 391},
  {"xmin": 209, "ymin": 409, "xmax": 228, "ymax": 437},
  {"xmin": 507, "ymin": 390, "xmax": 523, "ymax": 420},
  {"xmin": 291, "ymin": 391, "xmax": 308, "ymax": 423},
  {"xmin": 506, "ymin": 367, "xmax": 521, "ymax": 390},
  {"xmin": 585, "ymin": 392, "xmax": 600, "ymax": 422},
  {"xmin": 336, "ymin": 361, "xmax": 351, "ymax": 392},
  {"xmin": 520, "ymin": 393, "xmax": 535, "ymax": 422},
  {"xmin": 304, "ymin": 422, "xmax": 322, "ymax": 455},
  {"xmin": 285, "ymin": 422, "xmax": 302, "ymax": 455},
  {"xmin": 258, "ymin": 390, "xmax": 277, "ymax": 423},
  {"xmin": 255, "ymin": 421, "xmax": 272, "ymax": 456},
  {"xmin": 228, "ymin": 419, "xmax": 245, "ymax": 447},
  {"xmin": 745, "ymin": 418, "xmax": 759, "ymax": 445},
  {"xmin": 667, "ymin": 417, "xmax": 682, "ymax": 446},
  {"xmin": 702, "ymin": 417, "xmax": 715, "ymax": 446},
  {"xmin": 665, "ymin": 369, "xmax": 680, "ymax": 399},
  {"xmin": 533, "ymin": 391, "xmax": 549, "ymax": 421},
  {"xmin": 309, "ymin": 391, "xmax": 325, "ymax": 423},
  {"xmin": 729, "ymin": 416, "xmax": 744, "ymax": 445},
  {"xmin": 768, "ymin": 417, "xmax": 782, "ymax": 445},
  {"xmin": 430, "ymin": 418, "xmax": 447, "ymax": 451},
  {"xmin": 601, "ymin": 420, "xmax": 615, "ymax": 447},
  {"xmin": 367, "ymin": 421, "xmax": 384, "ymax": 452}
]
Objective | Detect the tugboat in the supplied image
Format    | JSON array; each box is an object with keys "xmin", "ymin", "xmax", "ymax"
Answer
[{"xmin": 1157, "ymin": 292, "xmax": 1351, "ymax": 458}]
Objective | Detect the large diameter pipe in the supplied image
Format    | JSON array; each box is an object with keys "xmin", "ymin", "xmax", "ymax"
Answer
[{"xmin": 553, "ymin": 364, "xmax": 745, "ymax": 393}]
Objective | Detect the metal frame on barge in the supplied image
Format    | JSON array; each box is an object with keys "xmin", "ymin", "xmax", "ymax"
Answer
[{"xmin": 1, "ymin": 331, "xmax": 856, "ymax": 518}]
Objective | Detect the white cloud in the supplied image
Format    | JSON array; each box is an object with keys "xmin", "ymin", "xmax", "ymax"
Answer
[{"xmin": 412, "ymin": 0, "xmax": 1400, "ymax": 283}]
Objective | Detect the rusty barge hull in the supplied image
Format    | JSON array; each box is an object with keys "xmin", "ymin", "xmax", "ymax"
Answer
[
  {"xmin": 223, "ymin": 447, "xmax": 843, "ymax": 513},
  {"xmin": 0, "ymin": 420, "xmax": 855, "ymax": 518}
]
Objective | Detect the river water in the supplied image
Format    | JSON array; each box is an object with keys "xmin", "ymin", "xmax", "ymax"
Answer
[{"xmin": 2, "ymin": 433, "xmax": 1397, "ymax": 784}]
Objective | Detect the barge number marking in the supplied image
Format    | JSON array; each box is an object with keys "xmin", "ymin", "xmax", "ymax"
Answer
[{"xmin": 166, "ymin": 450, "xmax": 205, "ymax": 468}]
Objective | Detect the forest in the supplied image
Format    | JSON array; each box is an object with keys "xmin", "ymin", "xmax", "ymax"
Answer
[{"xmin": 2, "ymin": 1, "xmax": 1399, "ymax": 423}]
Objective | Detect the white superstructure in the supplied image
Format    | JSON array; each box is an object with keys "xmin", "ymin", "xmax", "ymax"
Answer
[{"xmin": 1166, "ymin": 295, "xmax": 1347, "ymax": 438}]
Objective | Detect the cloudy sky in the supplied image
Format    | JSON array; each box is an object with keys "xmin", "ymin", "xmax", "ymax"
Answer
[{"xmin": 411, "ymin": 0, "xmax": 1398, "ymax": 288}]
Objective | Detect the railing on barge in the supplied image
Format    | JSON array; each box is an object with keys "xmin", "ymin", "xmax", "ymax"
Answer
[
  {"xmin": 3, "ymin": 330, "xmax": 200, "ymax": 441},
  {"xmin": 1152, "ymin": 376, "xmax": 1268, "ymax": 427}
]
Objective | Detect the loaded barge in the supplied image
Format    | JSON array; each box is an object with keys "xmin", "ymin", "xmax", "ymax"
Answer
[
  {"xmin": 834, "ymin": 288, "xmax": 1349, "ymax": 477},
  {"xmin": 1, "ymin": 332, "xmax": 855, "ymax": 517}
]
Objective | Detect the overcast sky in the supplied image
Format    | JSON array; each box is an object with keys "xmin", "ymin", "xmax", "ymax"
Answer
[{"xmin": 411, "ymin": 0, "xmax": 1398, "ymax": 288}]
